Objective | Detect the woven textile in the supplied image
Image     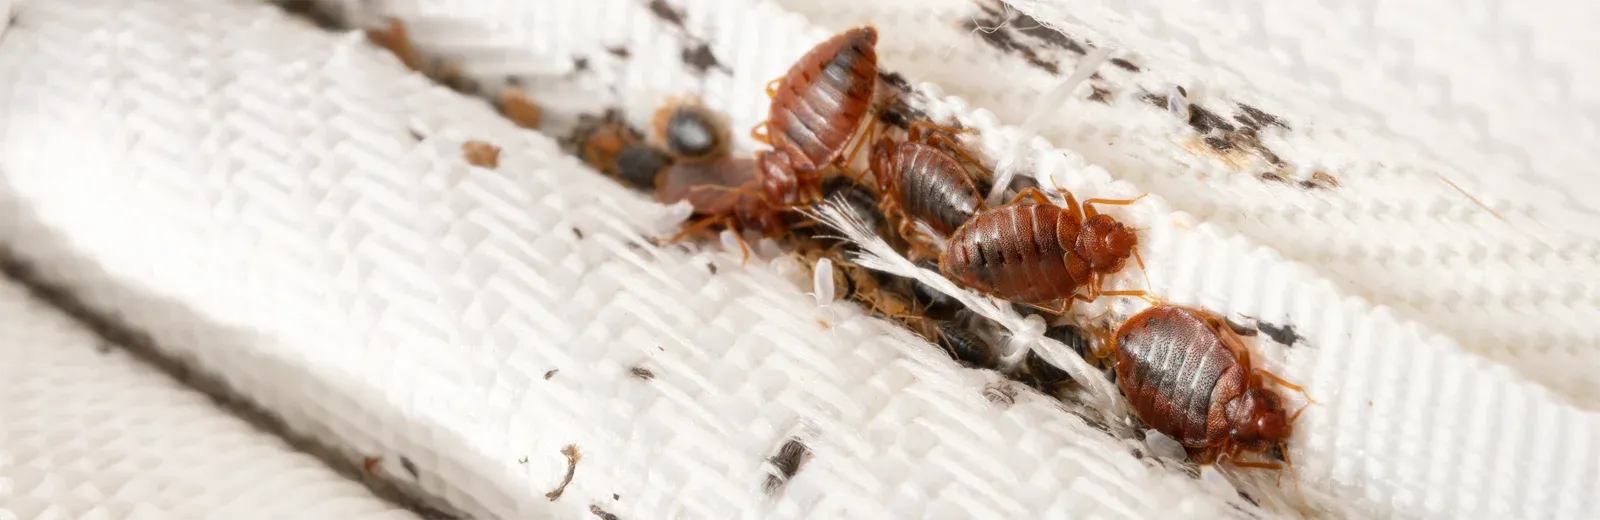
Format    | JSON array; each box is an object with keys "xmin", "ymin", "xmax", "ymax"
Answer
[
  {"xmin": 0, "ymin": 276, "xmax": 417, "ymax": 519},
  {"xmin": 1, "ymin": 0, "xmax": 1597, "ymax": 518}
]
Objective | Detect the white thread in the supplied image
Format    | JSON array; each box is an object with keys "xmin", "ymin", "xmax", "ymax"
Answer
[
  {"xmin": 806, "ymin": 198, "xmax": 1129, "ymax": 427},
  {"xmin": 986, "ymin": 45, "xmax": 1115, "ymax": 206}
]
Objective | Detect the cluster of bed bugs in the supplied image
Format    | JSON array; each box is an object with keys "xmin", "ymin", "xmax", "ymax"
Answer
[{"xmin": 518, "ymin": 24, "xmax": 1316, "ymax": 494}]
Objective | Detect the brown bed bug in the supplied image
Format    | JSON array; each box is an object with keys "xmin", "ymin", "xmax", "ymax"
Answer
[
  {"xmin": 869, "ymin": 120, "xmax": 990, "ymax": 252},
  {"xmin": 654, "ymin": 157, "xmax": 787, "ymax": 260},
  {"xmin": 938, "ymin": 187, "xmax": 1148, "ymax": 313},
  {"xmin": 751, "ymin": 26, "xmax": 881, "ymax": 207},
  {"xmin": 1112, "ymin": 304, "xmax": 1312, "ymax": 472},
  {"xmin": 653, "ymin": 97, "xmax": 730, "ymax": 159}
]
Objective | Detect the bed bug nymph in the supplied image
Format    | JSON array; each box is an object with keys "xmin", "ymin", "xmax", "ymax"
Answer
[
  {"xmin": 1111, "ymin": 304, "xmax": 1313, "ymax": 479},
  {"xmin": 654, "ymin": 156, "xmax": 788, "ymax": 260},
  {"xmin": 938, "ymin": 187, "xmax": 1150, "ymax": 314},
  {"xmin": 869, "ymin": 120, "xmax": 990, "ymax": 255},
  {"xmin": 750, "ymin": 26, "xmax": 881, "ymax": 208}
]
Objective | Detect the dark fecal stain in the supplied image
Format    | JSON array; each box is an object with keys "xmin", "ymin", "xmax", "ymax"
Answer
[
  {"xmin": 280, "ymin": 0, "xmax": 344, "ymax": 30},
  {"xmin": 1236, "ymin": 103, "xmax": 1289, "ymax": 130},
  {"xmin": 646, "ymin": 0, "xmax": 685, "ymax": 28},
  {"xmin": 607, "ymin": 46, "xmax": 631, "ymax": 59},
  {"xmin": 961, "ymin": 17, "xmax": 1061, "ymax": 75},
  {"xmin": 409, "ymin": 128, "xmax": 424, "ymax": 141},
  {"xmin": 878, "ymin": 71, "xmax": 911, "ymax": 92},
  {"xmin": 613, "ymin": 493, "xmax": 620, "ymax": 501},
  {"xmin": 630, "ymin": 366, "xmax": 655, "ymax": 380},
  {"xmin": 573, "ymin": 56, "xmax": 590, "ymax": 72},
  {"xmin": 400, "ymin": 456, "xmax": 419, "ymax": 479},
  {"xmin": 572, "ymin": 227, "xmax": 584, "ymax": 239},
  {"xmin": 1175, "ymin": 85, "xmax": 1188, "ymax": 97},
  {"xmin": 1257, "ymin": 320, "xmax": 1303, "ymax": 346},
  {"xmin": 1087, "ymin": 85, "xmax": 1113, "ymax": 104},
  {"xmin": 1187, "ymin": 105, "xmax": 1236, "ymax": 134},
  {"xmin": 1258, "ymin": 171, "xmax": 1290, "ymax": 184},
  {"xmin": 878, "ymin": 95, "xmax": 927, "ymax": 130},
  {"xmin": 589, "ymin": 505, "xmax": 620, "ymax": 520},
  {"xmin": 1138, "ymin": 91, "xmax": 1166, "ymax": 109},
  {"xmin": 763, "ymin": 438, "xmax": 812, "ymax": 496},
  {"xmin": 1109, "ymin": 58, "xmax": 1141, "ymax": 72},
  {"xmin": 1203, "ymin": 135, "xmax": 1233, "ymax": 152},
  {"xmin": 1224, "ymin": 318, "xmax": 1258, "ymax": 337},
  {"xmin": 544, "ymin": 369, "xmax": 558, "ymax": 380},
  {"xmin": 706, "ymin": 262, "xmax": 718, "ymax": 274},
  {"xmin": 1012, "ymin": 11, "xmax": 1085, "ymax": 54},
  {"xmin": 681, "ymin": 41, "xmax": 727, "ymax": 75}
]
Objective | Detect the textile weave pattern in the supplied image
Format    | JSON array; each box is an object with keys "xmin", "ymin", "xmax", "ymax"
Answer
[{"xmin": 0, "ymin": 276, "xmax": 418, "ymax": 519}]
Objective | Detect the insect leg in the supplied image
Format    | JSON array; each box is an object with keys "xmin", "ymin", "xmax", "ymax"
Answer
[
  {"xmin": 1006, "ymin": 187, "xmax": 1054, "ymax": 205},
  {"xmin": 749, "ymin": 121, "xmax": 771, "ymax": 144},
  {"xmin": 1082, "ymin": 193, "xmax": 1150, "ymax": 218},
  {"xmin": 1257, "ymin": 369, "xmax": 1316, "ymax": 404}
]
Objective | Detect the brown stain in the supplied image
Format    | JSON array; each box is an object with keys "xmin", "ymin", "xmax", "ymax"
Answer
[
  {"xmin": 1186, "ymin": 105, "xmax": 1236, "ymax": 134},
  {"xmin": 681, "ymin": 41, "xmax": 728, "ymax": 75},
  {"xmin": 1256, "ymin": 320, "xmax": 1303, "ymax": 346},
  {"xmin": 962, "ymin": 17, "xmax": 1061, "ymax": 75},
  {"xmin": 400, "ymin": 456, "xmax": 419, "ymax": 479},
  {"xmin": 1087, "ymin": 85, "xmax": 1113, "ymax": 104},
  {"xmin": 543, "ymin": 369, "xmax": 559, "ymax": 380},
  {"xmin": 1109, "ymin": 58, "xmax": 1141, "ymax": 72},
  {"xmin": 498, "ymin": 89, "xmax": 542, "ymax": 130},
  {"xmin": 1235, "ymin": 103, "xmax": 1290, "ymax": 130},
  {"xmin": 366, "ymin": 18, "xmax": 424, "ymax": 72},
  {"xmin": 461, "ymin": 140, "xmax": 501, "ymax": 169},
  {"xmin": 572, "ymin": 227, "xmax": 584, "ymax": 239},
  {"xmin": 607, "ymin": 46, "xmax": 631, "ymax": 59},
  {"xmin": 646, "ymin": 0, "xmax": 685, "ymax": 28},
  {"xmin": 545, "ymin": 444, "xmax": 582, "ymax": 501},
  {"xmin": 279, "ymin": 0, "xmax": 344, "ymax": 30},
  {"xmin": 590, "ymin": 505, "xmax": 621, "ymax": 520},
  {"xmin": 763, "ymin": 438, "xmax": 812, "ymax": 496},
  {"xmin": 1011, "ymin": 11, "xmax": 1085, "ymax": 54},
  {"xmin": 363, "ymin": 456, "xmax": 381, "ymax": 474}
]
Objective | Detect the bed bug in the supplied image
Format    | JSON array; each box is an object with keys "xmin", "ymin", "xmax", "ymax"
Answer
[
  {"xmin": 938, "ymin": 187, "xmax": 1148, "ymax": 313},
  {"xmin": 869, "ymin": 120, "xmax": 990, "ymax": 251},
  {"xmin": 654, "ymin": 157, "xmax": 788, "ymax": 259},
  {"xmin": 932, "ymin": 319, "xmax": 995, "ymax": 368},
  {"xmin": 653, "ymin": 97, "xmax": 730, "ymax": 159},
  {"xmin": 569, "ymin": 109, "xmax": 646, "ymax": 177},
  {"xmin": 751, "ymin": 26, "xmax": 881, "ymax": 207},
  {"xmin": 1112, "ymin": 304, "xmax": 1311, "ymax": 471}
]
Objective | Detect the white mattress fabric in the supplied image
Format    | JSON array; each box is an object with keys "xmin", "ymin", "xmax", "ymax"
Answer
[
  {"xmin": 0, "ymin": 0, "xmax": 1596, "ymax": 519},
  {"xmin": 0, "ymin": 276, "xmax": 417, "ymax": 519}
]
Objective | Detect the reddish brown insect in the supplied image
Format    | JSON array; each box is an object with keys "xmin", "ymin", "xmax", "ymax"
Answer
[
  {"xmin": 751, "ymin": 26, "xmax": 881, "ymax": 207},
  {"xmin": 654, "ymin": 157, "xmax": 787, "ymax": 259},
  {"xmin": 1111, "ymin": 304, "xmax": 1311, "ymax": 471},
  {"xmin": 938, "ymin": 187, "xmax": 1147, "ymax": 313},
  {"xmin": 869, "ymin": 120, "xmax": 989, "ymax": 252}
]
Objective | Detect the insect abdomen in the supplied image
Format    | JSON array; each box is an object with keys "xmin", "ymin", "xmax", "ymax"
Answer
[
  {"xmin": 896, "ymin": 143, "xmax": 983, "ymax": 236},
  {"xmin": 940, "ymin": 204, "xmax": 1080, "ymax": 304},
  {"xmin": 1114, "ymin": 306, "xmax": 1245, "ymax": 446},
  {"xmin": 769, "ymin": 27, "xmax": 878, "ymax": 170}
]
